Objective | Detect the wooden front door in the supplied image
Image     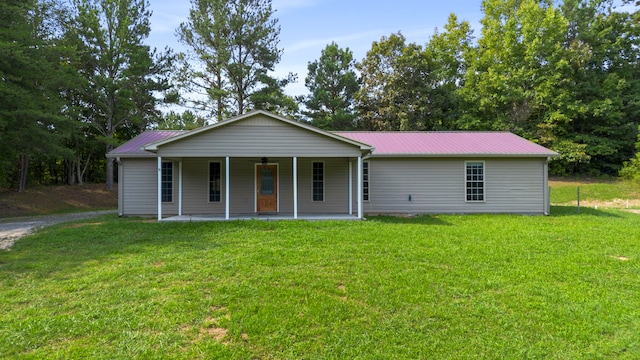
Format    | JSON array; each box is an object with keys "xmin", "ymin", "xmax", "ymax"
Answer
[{"xmin": 257, "ymin": 164, "xmax": 278, "ymax": 213}]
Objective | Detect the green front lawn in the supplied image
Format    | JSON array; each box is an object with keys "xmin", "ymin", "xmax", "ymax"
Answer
[{"xmin": 2, "ymin": 209, "xmax": 640, "ymax": 358}]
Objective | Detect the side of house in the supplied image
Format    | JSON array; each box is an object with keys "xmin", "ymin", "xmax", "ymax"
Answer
[{"xmin": 359, "ymin": 157, "xmax": 549, "ymax": 215}]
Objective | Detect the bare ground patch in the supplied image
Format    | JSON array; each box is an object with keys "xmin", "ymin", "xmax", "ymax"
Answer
[
  {"xmin": 0, "ymin": 210, "xmax": 116, "ymax": 250},
  {"xmin": 63, "ymin": 222, "xmax": 103, "ymax": 229},
  {"xmin": 559, "ymin": 198, "xmax": 640, "ymax": 209},
  {"xmin": 0, "ymin": 184, "xmax": 117, "ymax": 218}
]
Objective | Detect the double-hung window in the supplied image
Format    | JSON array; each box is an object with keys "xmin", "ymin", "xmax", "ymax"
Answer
[
  {"xmin": 465, "ymin": 161, "xmax": 484, "ymax": 202},
  {"xmin": 161, "ymin": 162, "xmax": 173, "ymax": 203},
  {"xmin": 312, "ymin": 162, "xmax": 324, "ymax": 202},
  {"xmin": 209, "ymin": 162, "xmax": 221, "ymax": 202},
  {"xmin": 362, "ymin": 161, "xmax": 370, "ymax": 201}
]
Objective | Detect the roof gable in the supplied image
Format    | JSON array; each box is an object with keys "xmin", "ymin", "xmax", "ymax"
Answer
[{"xmin": 143, "ymin": 110, "xmax": 371, "ymax": 151}]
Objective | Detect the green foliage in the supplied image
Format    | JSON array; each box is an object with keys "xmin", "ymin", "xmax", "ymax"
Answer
[
  {"xmin": 424, "ymin": 14, "xmax": 475, "ymax": 130},
  {"xmin": 463, "ymin": 0, "xmax": 571, "ymax": 136},
  {"xmin": 355, "ymin": 18, "xmax": 475, "ymax": 132},
  {"xmin": 67, "ymin": 0, "xmax": 174, "ymax": 190},
  {"xmin": 2, "ymin": 212, "xmax": 640, "ymax": 357},
  {"xmin": 619, "ymin": 155, "xmax": 640, "ymax": 181},
  {"xmin": 561, "ymin": 4, "xmax": 640, "ymax": 175},
  {"xmin": 178, "ymin": 0, "xmax": 292, "ymax": 120},
  {"xmin": 356, "ymin": 33, "xmax": 433, "ymax": 130},
  {"xmin": 619, "ymin": 126, "xmax": 640, "ymax": 180},
  {"xmin": 549, "ymin": 140, "xmax": 590, "ymax": 176},
  {"xmin": 0, "ymin": 0, "xmax": 76, "ymax": 190},
  {"xmin": 304, "ymin": 42, "xmax": 360, "ymax": 130},
  {"xmin": 458, "ymin": 0, "xmax": 640, "ymax": 176},
  {"xmin": 156, "ymin": 110, "xmax": 207, "ymax": 130},
  {"xmin": 250, "ymin": 72, "xmax": 300, "ymax": 118}
]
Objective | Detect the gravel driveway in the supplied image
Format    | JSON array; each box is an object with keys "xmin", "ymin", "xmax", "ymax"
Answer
[{"xmin": 0, "ymin": 210, "xmax": 117, "ymax": 250}]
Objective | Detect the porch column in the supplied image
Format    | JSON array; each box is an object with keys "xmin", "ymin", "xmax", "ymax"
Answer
[
  {"xmin": 178, "ymin": 160, "xmax": 183, "ymax": 216},
  {"xmin": 157, "ymin": 156, "xmax": 162, "ymax": 221},
  {"xmin": 293, "ymin": 157, "xmax": 298, "ymax": 219},
  {"xmin": 357, "ymin": 156, "xmax": 363, "ymax": 219},
  {"xmin": 225, "ymin": 156, "xmax": 230, "ymax": 220},
  {"xmin": 544, "ymin": 159, "xmax": 550, "ymax": 215},
  {"xmin": 348, "ymin": 160, "xmax": 353, "ymax": 215}
]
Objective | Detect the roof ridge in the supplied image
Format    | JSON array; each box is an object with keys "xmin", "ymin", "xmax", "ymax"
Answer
[
  {"xmin": 141, "ymin": 129, "xmax": 186, "ymax": 133},
  {"xmin": 333, "ymin": 130, "xmax": 513, "ymax": 133}
]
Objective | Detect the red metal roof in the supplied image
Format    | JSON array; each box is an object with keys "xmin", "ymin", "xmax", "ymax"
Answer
[
  {"xmin": 108, "ymin": 128, "xmax": 558, "ymax": 158},
  {"xmin": 335, "ymin": 131, "xmax": 558, "ymax": 157},
  {"xmin": 109, "ymin": 130, "xmax": 183, "ymax": 156}
]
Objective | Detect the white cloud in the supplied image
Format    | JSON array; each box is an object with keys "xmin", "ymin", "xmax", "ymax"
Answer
[
  {"xmin": 272, "ymin": 0, "xmax": 318, "ymax": 10},
  {"xmin": 284, "ymin": 29, "xmax": 392, "ymax": 54}
]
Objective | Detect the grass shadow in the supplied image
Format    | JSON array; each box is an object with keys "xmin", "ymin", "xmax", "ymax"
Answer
[
  {"xmin": 550, "ymin": 205, "xmax": 624, "ymax": 218},
  {"xmin": 0, "ymin": 214, "xmax": 233, "ymax": 276},
  {"xmin": 365, "ymin": 214, "xmax": 451, "ymax": 225}
]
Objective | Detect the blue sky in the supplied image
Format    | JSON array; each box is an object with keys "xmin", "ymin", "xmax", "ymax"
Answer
[{"xmin": 146, "ymin": 0, "xmax": 485, "ymax": 96}]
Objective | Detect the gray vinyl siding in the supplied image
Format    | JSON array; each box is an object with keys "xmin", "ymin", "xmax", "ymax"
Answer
[
  {"xmin": 180, "ymin": 158, "xmax": 225, "ymax": 215},
  {"xmin": 297, "ymin": 158, "xmax": 351, "ymax": 214},
  {"xmin": 363, "ymin": 157, "xmax": 547, "ymax": 215},
  {"xmin": 121, "ymin": 158, "xmax": 177, "ymax": 216},
  {"xmin": 156, "ymin": 114, "xmax": 362, "ymax": 158}
]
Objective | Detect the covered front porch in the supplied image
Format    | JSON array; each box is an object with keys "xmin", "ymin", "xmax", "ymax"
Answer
[
  {"xmin": 156, "ymin": 156, "xmax": 365, "ymax": 221},
  {"xmin": 162, "ymin": 213, "xmax": 361, "ymax": 222}
]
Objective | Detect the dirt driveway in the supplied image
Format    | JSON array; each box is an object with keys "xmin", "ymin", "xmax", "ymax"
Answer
[{"xmin": 0, "ymin": 210, "xmax": 117, "ymax": 250}]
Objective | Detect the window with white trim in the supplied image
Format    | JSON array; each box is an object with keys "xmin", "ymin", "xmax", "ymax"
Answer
[
  {"xmin": 363, "ymin": 161, "xmax": 369, "ymax": 201},
  {"xmin": 161, "ymin": 162, "xmax": 173, "ymax": 203},
  {"xmin": 312, "ymin": 162, "xmax": 324, "ymax": 202},
  {"xmin": 209, "ymin": 162, "xmax": 221, "ymax": 202},
  {"xmin": 465, "ymin": 161, "xmax": 484, "ymax": 202}
]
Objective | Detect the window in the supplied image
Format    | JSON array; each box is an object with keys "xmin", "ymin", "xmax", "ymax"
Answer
[
  {"xmin": 466, "ymin": 161, "xmax": 484, "ymax": 202},
  {"xmin": 312, "ymin": 162, "xmax": 324, "ymax": 202},
  {"xmin": 161, "ymin": 162, "xmax": 173, "ymax": 203},
  {"xmin": 363, "ymin": 161, "xmax": 369, "ymax": 201},
  {"xmin": 209, "ymin": 162, "xmax": 221, "ymax": 202}
]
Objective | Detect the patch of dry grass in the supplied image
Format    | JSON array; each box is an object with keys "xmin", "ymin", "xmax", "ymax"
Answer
[{"xmin": 0, "ymin": 184, "xmax": 117, "ymax": 218}]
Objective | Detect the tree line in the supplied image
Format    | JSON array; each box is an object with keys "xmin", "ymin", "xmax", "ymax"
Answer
[{"xmin": 1, "ymin": 0, "xmax": 639, "ymax": 192}]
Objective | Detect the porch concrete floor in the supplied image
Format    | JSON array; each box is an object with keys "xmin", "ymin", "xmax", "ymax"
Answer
[{"xmin": 161, "ymin": 214, "xmax": 360, "ymax": 222}]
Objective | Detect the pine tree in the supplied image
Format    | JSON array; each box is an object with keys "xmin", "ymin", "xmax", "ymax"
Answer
[
  {"xmin": 177, "ymin": 0, "xmax": 293, "ymax": 120},
  {"xmin": 304, "ymin": 42, "xmax": 359, "ymax": 130},
  {"xmin": 68, "ymin": 0, "xmax": 173, "ymax": 190}
]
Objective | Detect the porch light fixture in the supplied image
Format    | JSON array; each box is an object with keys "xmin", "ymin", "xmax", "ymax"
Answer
[{"xmin": 261, "ymin": 157, "xmax": 268, "ymax": 165}]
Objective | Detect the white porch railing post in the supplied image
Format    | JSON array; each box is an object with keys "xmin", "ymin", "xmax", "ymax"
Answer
[
  {"xmin": 293, "ymin": 157, "xmax": 298, "ymax": 219},
  {"xmin": 348, "ymin": 160, "xmax": 353, "ymax": 215},
  {"xmin": 357, "ymin": 156, "xmax": 362, "ymax": 219},
  {"xmin": 157, "ymin": 156, "xmax": 162, "ymax": 221},
  {"xmin": 225, "ymin": 156, "xmax": 230, "ymax": 220},
  {"xmin": 178, "ymin": 160, "xmax": 183, "ymax": 216}
]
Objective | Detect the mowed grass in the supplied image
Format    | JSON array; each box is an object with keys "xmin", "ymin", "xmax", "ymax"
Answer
[{"xmin": 2, "ymin": 208, "xmax": 640, "ymax": 359}]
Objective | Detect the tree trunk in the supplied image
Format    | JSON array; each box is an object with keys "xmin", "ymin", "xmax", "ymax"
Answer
[
  {"xmin": 105, "ymin": 145, "xmax": 114, "ymax": 191},
  {"xmin": 67, "ymin": 159, "xmax": 76, "ymax": 185},
  {"xmin": 216, "ymin": 70, "xmax": 223, "ymax": 122},
  {"xmin": 77, "ymin": 159, "xmax": 83, "ymax": 185},
  {"xmin": 18, "ymin": 153, "xmax": 29, "ymax": 193},
  {"xmin": 77, "ymin": 153, "xmax": 91, "ymax": 186}
]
